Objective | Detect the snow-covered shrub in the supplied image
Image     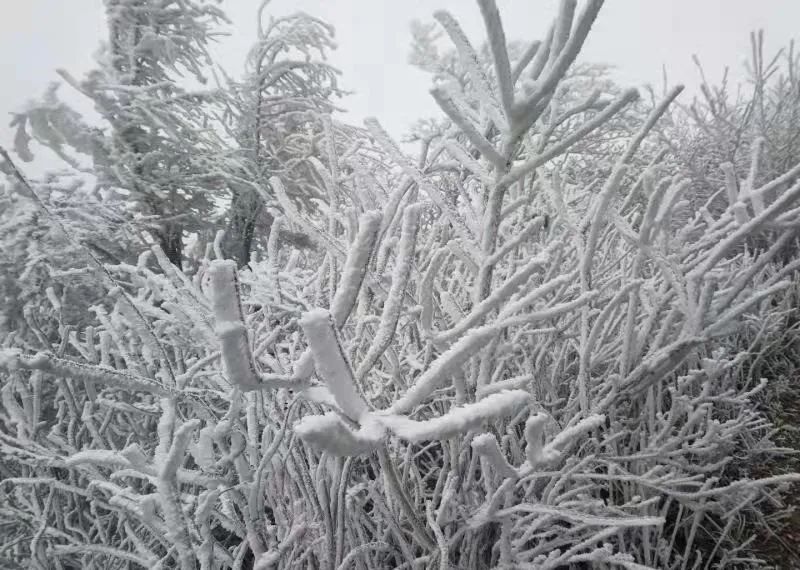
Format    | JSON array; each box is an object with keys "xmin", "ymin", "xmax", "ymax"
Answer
[
  {"xmin": 0, "ymin": 168, "xmax": 140, "ymax": 343},
  {"xmin": 11, "ymin": 0, "xmax": 242, "ymax": 270},
  {"xmin": 664, "ymin": 32, "xmax": 800, "ymax": 236},
  {"xmin": 1, "ymin": 1, "xmax": 800, "ymax": 568}
]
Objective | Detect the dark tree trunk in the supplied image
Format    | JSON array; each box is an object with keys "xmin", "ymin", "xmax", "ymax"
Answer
[
  {"xmin": 239, "ymin": 201, "xmax": 264, "ymax": 267},
  {"xmin": 225, "ymin": 188, "xmax": 268, "ymax": 268},
  {"xmin": 159, "ymin": 223, "xmax": 184, "ymax": 268}
]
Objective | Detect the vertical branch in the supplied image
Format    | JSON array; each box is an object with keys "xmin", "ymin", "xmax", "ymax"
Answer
[
  {"xmin": 477, "ymin": 0, "xmax": 514, "ymax": 118},
  {"xmin": 355, "ymin": 204, "xmax": 422, "ymax": 382},
  {"xmin": 300, "ymin": 308, "xmax": 368, "ymax": 421},
  {"xmin": 209, "ymin": 260, "xmax": 260, "ymax": 390}
]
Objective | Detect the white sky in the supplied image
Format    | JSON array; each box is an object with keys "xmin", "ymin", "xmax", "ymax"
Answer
[{"xmin": 1, "ymin": 0, "xmax": 799, "ymax": 169}]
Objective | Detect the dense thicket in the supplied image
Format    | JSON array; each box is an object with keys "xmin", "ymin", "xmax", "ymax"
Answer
[{"xmin": 2, "ymin": 1, "xmax": 800, "ymax": 568}]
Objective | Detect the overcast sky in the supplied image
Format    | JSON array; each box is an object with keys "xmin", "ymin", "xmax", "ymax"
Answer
[{"xmin": 1, "ymin": 0, "xmax": 799, "ymax": 169}]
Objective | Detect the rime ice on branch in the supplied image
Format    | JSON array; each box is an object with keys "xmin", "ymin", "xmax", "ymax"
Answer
[{"xmin": 2, "ymin": 0, "xmax": 800, "ymax": 568}]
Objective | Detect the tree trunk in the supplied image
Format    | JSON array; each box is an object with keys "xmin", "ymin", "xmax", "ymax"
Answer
[
  {"xmin": 225, "ymin": 188, "xmax": 268, "ymax": 268},
  {"xmin": 159, "ymin": 223, "xmax": 184, "ymax": 268}
]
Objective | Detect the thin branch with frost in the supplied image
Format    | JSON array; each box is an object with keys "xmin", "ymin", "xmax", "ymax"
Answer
[
  {"xmin": 300, "ymin": 309, "xmax": 368, "ymax": 421},
  {"xmin": 379, "ymin": 390, "xmax": 528, "ymax": 442},
  {"xmin": 209, "ymin": 260, "xmax": 261, "ymax": 390},
  {"xmin": 3, "ymin": 1, "xmax": 800, "ymax": 568},
  {"xmin": 477, "ymin": 0, "xmax": 514, "ymax": 118},
  {"xmin": 355, "ymin": 204, "xmax": 422, "ymax": 381}
]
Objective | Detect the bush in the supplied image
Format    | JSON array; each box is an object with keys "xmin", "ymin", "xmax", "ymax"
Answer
[{"xmin": 1, "ymin": 1, "xmax": 800, "ymax": 568}]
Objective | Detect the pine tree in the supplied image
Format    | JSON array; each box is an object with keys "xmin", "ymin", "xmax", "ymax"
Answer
[
  {"xmin": 220, "ymin": 7, "xmax": 343, "ymax": 266},
  {"xmin": 13, "ymin": 0, "xmax": 229, "ymax": 268}
]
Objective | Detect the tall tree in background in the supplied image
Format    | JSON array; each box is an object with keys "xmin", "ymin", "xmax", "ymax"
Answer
[
  {"xmin": 220, "ymin": 6, "xmax": 343, "ymax": 266},
  {"xmin": 13, "ymin": 0, "xmax": 229, "ymax": 267}
]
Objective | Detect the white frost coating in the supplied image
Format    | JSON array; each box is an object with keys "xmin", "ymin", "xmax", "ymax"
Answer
[
  {"xmin": 1, "ymin": 383, "xmax": 27, "ymax": 436},
  {"xmin": 524, "ymin": 412, "xmax": 548, "ymax": 465},
  {"xmin": 745, "ymin": 137, "xmax": 766, "ymax": 216},
  {"xmin": 355, "ymin": 203, "xmax": 422, "ymax": 382},
  {"xmin": 444, "ymin": 140, "xmax": 493, "ymax": 185},
  {"xmin": 389, "ymin": 323, "xmax": 500, "ymax": 415},
  {"xmin": 192, "ymin": 426, "xmax": 216, "ymax": 469},
  {"xmin": 299, "ymin": 308, "xmax": 367, "ymax": 421},
  {"xmin": 475, "ymin": 374, "xmax": 535, "ymax": 399},
  {"xmin": 468, "ymin": 478, "xmax": 516, "ymax": 529},
  {"xmin": 502, "ymin": 89, "xmax": 639, "ymax": 187},
  {"xmin": 209, "ymin": 260, "xmax": 260, "ymax": 390},
  {"xmin": 477, "ymin": 0, "xmax": 513, "ymax": 117},
  {"xmin": 439, "ymin": 290, "xmax": 465, "ymax": 324},
  {"xmin": 581, "ymin": 164, "xmax": 628, "ymax": 282},
  {"xmin": 266, "ymin": 215, "xmax": 284, "ymax": 303},
  {"xmin": 253, "ymin": 525, "xmax": 308, "ymax": 569},
  {"xmin": 433, "ymin": 10, "xmax": 507, "ymax": 132},
  {"xmin": 496, "ymin": 504, "xmax": 664, "ymax": 529},
  {"xmin": 548, "ymin": 414, "xmax": 605, "ymax": 450},
  {"xmin": 300, "ymin": 385, "xmax": 338, "ymax": 408},
  {"xmin": 497, "ymin": 273, "xmax": 572, "ymax": 319},
  {"xmin": 721, "ymin": 162, "xmax": 744, "ymax": 219},
  {"xmin": 420, "ymin": 248, "xmax": 448, "ymax": 334},
  {"xmin": 209, "ymin": 261, "xmax": 245, "ymax": 322},
  {"xmin": 436, "ymin": 252, "xmax": 549, "ymax": 344},
  {"xmin": 0, "ymin": 349, "xmax": 20, "ymax": 370},
  {"xmin": 65, "ymin": 450, "xmax": 133, "ymax": 469},
  {"xmin": 471, "ymin": 433, "xmax": 518, "ymax": 479},
  {"xmin": 486, "ymin": 216, "xmax": 545, "ymax": 265},
  {"xmin": 381, "ymin": 390, "xmax": 527, "ymax": 441},
  {"xmin": 499, "ymin": 290, "xmax": 598, "ymax": 329},
  {"xmin": 161, "ymin": 419, "xmax": 200, "ymax": 479},
  {"xmin": 45, "ymin": 286, "xmax": 61, "ymax": 312},
  {"xmin": 620, "ymin": 337, "xmax": 705, "ymax": 393},
  {"xmin": 268, "ymin": 176, "xmax": 330, "ymax": 253},
  {"xmin": 216, "ymin": 321, "xmax": 247, "ymax": 338},
  {"xmin": 430, "ymin": 87, "xmax": 505, "ymax": 169},
  {"xmin": 529, "ymin": 413, "xmax": 606, "ymax": 467},
  {"xmin": 294, "ymin": 413, "xmax": 383, "ymax": 456},
  {"xmin": 0, "ymin": 349, "xmax": 170, "ymax": 395},
  {"xmin": 119, "ymin": 444, "xmax": 149, "ymax": 469},
  {"xmin": 364, "ymin": 117, "xmax": 480, "ymax": 254},
  {"xmin": 4, "ymin": 1, "xmax": 799, "ymax": 565},
  {"xmin": 292, "ymin": 349, "xmax": 316, "ymax": 381},
  {"xmin": 330, "ymin": 211, "xmax": 382, "ymax": 328}
]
